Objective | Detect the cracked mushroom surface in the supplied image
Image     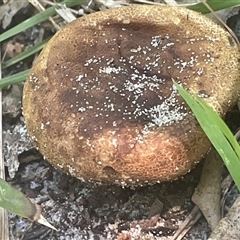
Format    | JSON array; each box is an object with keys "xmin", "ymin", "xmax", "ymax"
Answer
[{"xmin": 23, "ymin": 5, "xmax": 240, "ymax": 186}]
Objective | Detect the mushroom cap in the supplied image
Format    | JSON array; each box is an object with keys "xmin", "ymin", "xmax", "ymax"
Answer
[{"xmin": 23, "ymin": 5, "xmax": 240, "ymax": 186}]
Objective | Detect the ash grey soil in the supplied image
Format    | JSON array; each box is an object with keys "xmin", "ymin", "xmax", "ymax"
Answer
[{"xmin": 7, "ymin": 154, "xmax": 210, "ymax": 240}]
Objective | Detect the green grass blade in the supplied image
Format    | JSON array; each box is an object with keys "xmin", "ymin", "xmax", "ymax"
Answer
[
  {"xmin": 196, "ymin": 97, "xmax": 240, "ymax": 160},
  {"xmin": 0, "ymin": 0, "xmax": 83, "ymax": 42},
  {"xmin": 0, "ymin": 178, "xmax": 57, "ymax": 230},
  {"xmin": 173, "ymin": 81, "xmax": 240, "ymax": 190},
  {"xmin": 0, "ymin": 178, "xmax": 40, "ymax": 220},
  {"xmin": 2, "ymin": 37, "xmax": 50, "ymax": 69},
  {"xmin": 0, "ymin": 70, "xmax": 29, "ymax": 88},
  {"xmin": 188, "ymin": 0, "xmax": 240, "ymax": 14}
]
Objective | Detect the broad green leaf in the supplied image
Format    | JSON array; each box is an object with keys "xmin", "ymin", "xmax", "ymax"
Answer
[{"xmin": 174, "ymin": 81, "xmax": 240, "ymax": 190}]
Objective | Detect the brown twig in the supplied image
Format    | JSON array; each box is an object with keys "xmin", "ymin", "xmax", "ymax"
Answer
[
  {"xmin": 28, "ymin": 0, "xmax": 61, "ymax": 30},
  {"xmin": 171, "ymin": 206, "xmax": 202, "ymax": 240}
]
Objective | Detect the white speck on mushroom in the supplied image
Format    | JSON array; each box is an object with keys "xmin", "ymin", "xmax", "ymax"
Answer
[
  {"xmin": 76, "ymin": 75, "xmax": 84, "ymax": 81},
  {"xmin": 67, "ymin": 164, "xmax": 76, "ymax": 175},
  {"xmin": 138, "ymin": 86, "xmax": 187, "ymax": 127},
  {"xmin": 99, "ymin": 66, "xmax": 122, "ymax": 74},
  {"xmin": 57, "ymin": 163, "xmax": 64, "ymax": 169},
  {"xmin": 122, "ymin": 19, "xmax": 130, "ymax": 24},
  {"xmin": 78, "ymin": 107, "xmax": 86, "ymax": 112},
  {"xmin": 112, "ymin": 138, "xmax": 117, "ymax": 148}
]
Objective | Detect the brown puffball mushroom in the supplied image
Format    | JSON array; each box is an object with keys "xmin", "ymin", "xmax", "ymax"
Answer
[{"xmin": 23, "ymin": 5, "xmax": 240, "ymax": 186}]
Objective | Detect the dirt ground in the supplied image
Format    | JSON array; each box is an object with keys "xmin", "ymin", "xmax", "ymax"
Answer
[{"xmin": 8, "ymin": 152, "xmax": 210, "ymax": 240}]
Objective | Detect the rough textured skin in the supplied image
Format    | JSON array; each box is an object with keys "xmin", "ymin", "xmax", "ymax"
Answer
[{"xmin": 23, "ymin": 5, "xmax": 240, "ymax": 186}]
